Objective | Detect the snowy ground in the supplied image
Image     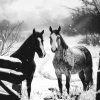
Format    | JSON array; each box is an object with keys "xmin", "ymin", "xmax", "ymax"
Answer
[{"xmin": 0, "ymin": 29, "xmax": 99, "ymax": 100}]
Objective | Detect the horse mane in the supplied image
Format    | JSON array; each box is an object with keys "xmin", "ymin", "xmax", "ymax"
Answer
[
  {"xmin": 17, "ymin": 34, "xmax": 33, "ymax": 50},
  {"xmin": 59, "ymin": 35, "xmax": 68, "ymax": 50},
  {"xmin": 11, "ymin": 34, "xmax": 34, "ymax": 58}
]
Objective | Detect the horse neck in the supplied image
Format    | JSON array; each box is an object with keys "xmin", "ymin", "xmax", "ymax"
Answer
[
  {"xmin": 11, "ymin": 35, "xmax": 35, "ymax": 62},
  {"xmin": 58, "ymin": 35, "xmax": 68, "ymax": 50},
  {"xmin": 55, "ymin": 35, "xmax": 69, "ymax": 58}
]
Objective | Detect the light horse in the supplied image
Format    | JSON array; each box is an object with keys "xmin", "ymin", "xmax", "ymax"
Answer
[
  {"xmin": 49, "ymin": 26, "xmax": 93, "ymax": 95},
  {"xmin": 10, "ymin": 28, "xmax": 46, "ymax": 99}
]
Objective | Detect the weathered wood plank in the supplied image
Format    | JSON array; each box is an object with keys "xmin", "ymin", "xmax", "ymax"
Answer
[
  {"xmin": 0, "ymin": 71, "xmax": 25, "ymax": 84},
  {"xmin": 0, "ymin": 94, "xmax": 20, "ymax": 100},
  {"xmin": 0, "ymin": 56, "xmax": 22, "ymax": 72}
]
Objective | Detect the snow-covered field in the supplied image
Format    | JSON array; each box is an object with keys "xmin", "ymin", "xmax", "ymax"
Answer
[
  {"xmin": 0, "ymin": 29, "xmax": 99, "ymax": 100},
  {"xmin": 30, "ymin": 33, "xmax": 99, "ymax": 100}
]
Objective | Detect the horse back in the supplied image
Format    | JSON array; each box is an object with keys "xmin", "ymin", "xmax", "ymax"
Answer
[
  {"xmin": 69, "ymin": 47, "xmax": 86, "ymax": 74},
  {"xmin": 75, "ymin": 46, "xmax": 92, "ymax": 67},
  {"xmin": 69, "ymin": 46, "xmax": 92, "ymax": 74}
]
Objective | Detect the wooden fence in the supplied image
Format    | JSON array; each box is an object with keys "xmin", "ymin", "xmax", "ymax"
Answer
[{"xmin": 0, "ymin": 57, "xmax": 24, "ymax": 100}]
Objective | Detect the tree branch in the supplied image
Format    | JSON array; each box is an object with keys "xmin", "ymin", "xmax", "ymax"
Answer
[
  {"xmin": 1, "ymin": 21, "xmax": 24, "ymax": 56},
  {"xmin": 93, "ymin": 0, "xmax": 100, "ymax": 13}
]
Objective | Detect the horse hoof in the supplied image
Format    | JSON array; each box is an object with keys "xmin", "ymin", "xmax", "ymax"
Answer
[{"xmin": 57, "ymin": 94, "xmax": 62, "ymax": 99}]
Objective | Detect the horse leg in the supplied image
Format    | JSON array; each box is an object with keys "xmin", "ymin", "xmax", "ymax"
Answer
[
  {"xmin": 78, "ymin": 70, "xmax": 87, "ymax": 91},
  {"xmin": 56, "ymin": 73, "xmax": 62, "ymax": 94},
  {"xmin": 66, "ymin": 73, "xmax": 71, "ymax": 94},
  {"xmin": 26, "ymin": 75, "xmax": 33, "ymax": 99},
  {"xmin": 84, "ymin": 68, "xmax": 93, "ymax": 90}
]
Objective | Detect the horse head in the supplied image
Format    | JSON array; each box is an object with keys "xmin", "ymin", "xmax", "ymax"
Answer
[
  {"xmin": 33, "ymin": 29, "xmax": 46, "ymax": 58},
  {"xmin": 49, "ymin": 26, "xmax": 61, "ymax": 52}
]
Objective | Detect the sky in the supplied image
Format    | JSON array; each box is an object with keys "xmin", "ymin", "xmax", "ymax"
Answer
[{"xmin": 0, "ymin": 0, "xmax": 83, "ymax": 29}]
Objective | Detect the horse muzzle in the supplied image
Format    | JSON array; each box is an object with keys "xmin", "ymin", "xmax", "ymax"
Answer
[
  {"xmin": 51, "ymin": 48, "xmax": 57, "ymax": 53},
  {"xmin": 39, "ymin": 52, "xmax": 46, "ymax": 58}
]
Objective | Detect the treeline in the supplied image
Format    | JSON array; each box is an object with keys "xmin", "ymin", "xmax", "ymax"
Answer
[{"xmin": 63, "ymin": 0, "xmax": 100, "ymax": 36}]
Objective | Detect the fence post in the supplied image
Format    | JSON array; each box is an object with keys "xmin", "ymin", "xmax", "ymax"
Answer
[
  {"xmin": 96, "ymin": 51, "xmax": 100, "ymax": 100},
  {"xmin": 0, "ymin": 40, "xmax": 3, "ymax": 55}
]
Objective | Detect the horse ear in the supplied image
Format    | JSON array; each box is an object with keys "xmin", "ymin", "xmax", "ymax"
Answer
[
  {"xmin": 49, "ymin": 26, "xmax": 52, "ymax": 32},
  {"xmin": 58, "ymin": 26, "xmax": 61, "ymax": 32},
  {"xmin": 33, "ymin": 28, "xmax": 35, "ymax": 35},
  {"xmin": 41, "ymin": 30, "xmax": 44, "ymax": 35}
]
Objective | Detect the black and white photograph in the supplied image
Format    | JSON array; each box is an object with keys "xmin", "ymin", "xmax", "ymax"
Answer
[{"xmin": 0, "ymin": 0, "xmax": 100, "ymax": 100}]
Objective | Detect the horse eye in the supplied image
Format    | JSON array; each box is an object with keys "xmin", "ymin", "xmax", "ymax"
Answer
[
  {"xmin": 37, "ymin": 41, "xmax": 39, "ymax": 45},
  {"xmin": 50, "ymin": 38, "xmax": 52, "ymax": 44},
  {"xmin": 41, "ymin": 40, "xmax": 44, "ymax": 44}
]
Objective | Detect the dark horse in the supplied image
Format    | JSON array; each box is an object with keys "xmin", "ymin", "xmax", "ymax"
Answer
[
  {"xmin": 49, "ymin": 26, "xmax": 93, "ymax": 95},
  {"xmin": 10, "ymin": 29, "xmax": 46, "ymax": 99}
]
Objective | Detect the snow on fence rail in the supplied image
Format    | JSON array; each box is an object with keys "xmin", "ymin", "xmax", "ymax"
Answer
[{"xmin": 0, "ymin": 56, "xmax": 23, "ymax": 100}]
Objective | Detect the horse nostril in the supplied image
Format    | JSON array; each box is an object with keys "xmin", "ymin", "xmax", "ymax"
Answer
[
  {"xmin": 51, "ymin": 48, "xmax": 53, "ymax": 52},
  {"xmin": 56, "ymin": 48, "xmax": 57, "ymax": 51},
  {"xmin": 44, "ymin": 53, "xmax": 46, "ymax": 57},
  {"xmin": 51, "ymin": 48, "xmax": 56, "ymax": 53}
]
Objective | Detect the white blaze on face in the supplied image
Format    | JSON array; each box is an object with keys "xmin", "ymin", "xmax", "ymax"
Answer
[
  {"xmin": 38, "ymin": 38, "xmax": 46, "ymax": 56},
  {"xmin": 51, "ymin": 33, "xmax": 58, "ymax": 51}
]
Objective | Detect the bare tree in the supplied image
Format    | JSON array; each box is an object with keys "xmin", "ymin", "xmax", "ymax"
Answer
[
  {"xmin": 0, "ymin": 20, "xmax": 24, "ymax": 56},
  {"xmin": 81, "ymin": 0, "xmax": 100, "ymax": 14}
]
